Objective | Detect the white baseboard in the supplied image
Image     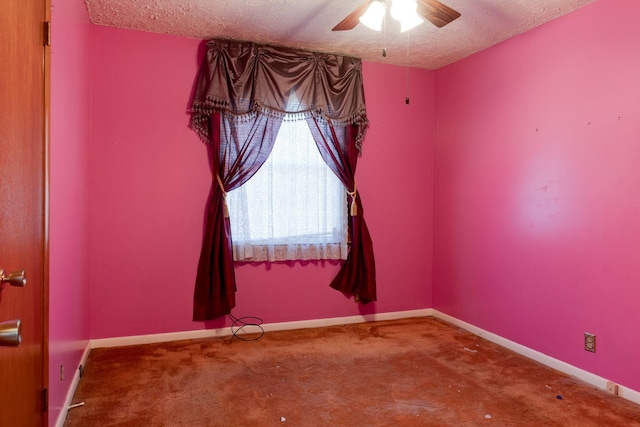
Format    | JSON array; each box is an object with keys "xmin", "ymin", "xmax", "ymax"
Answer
[
  {"xmin": 55, "ymin": 343, "xmax": 91, "ymax": 427},
  {"xmin": 89, "ymin": 308, "xmax": 434, "ymax": 349},
  {"xmin": 432, "ymin": 310, "xmax": 640, "ymax": 406}
]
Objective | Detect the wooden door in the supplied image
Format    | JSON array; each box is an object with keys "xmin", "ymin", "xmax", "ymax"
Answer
[{"xmin": 0, "ymin": 1, "xmax": 48, "ymax": 426}]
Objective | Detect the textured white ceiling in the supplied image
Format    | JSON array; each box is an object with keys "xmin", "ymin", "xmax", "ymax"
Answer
[{"xmin": 85, "ymin": 0, "xmax": 596, "ymax": 69}]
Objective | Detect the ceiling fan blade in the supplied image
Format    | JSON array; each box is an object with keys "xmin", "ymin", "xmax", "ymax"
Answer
[
  {"xmin": 416, "ymin": 0, "xmax": 461, "ymax": 28},
  {"xmin": 332, "ymin": 1, "xmax": 371, "ymax": 31}
]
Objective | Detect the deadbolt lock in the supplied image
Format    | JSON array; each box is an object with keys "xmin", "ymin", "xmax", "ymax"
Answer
[
  {"xmin": 0, "ymin": 320, "xmax": 22, "ymax": 347},
  {"xmin": 0, "ymin": 269, "xmax": 27, "ymax": 289}
]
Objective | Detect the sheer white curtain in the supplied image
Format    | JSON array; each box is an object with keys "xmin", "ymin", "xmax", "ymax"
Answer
[{"xmin": 227, "ymin": 117, "xmax": 348, "ymax": 262}]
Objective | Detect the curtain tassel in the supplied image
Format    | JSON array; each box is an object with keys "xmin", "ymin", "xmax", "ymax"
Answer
[
  {"xmin": 216, "ymin": 174, "xmax": 229, "ymax": 218},
  {"xmin": 347, "ymin": 183, "xmax": 358, "ymax": 217}
]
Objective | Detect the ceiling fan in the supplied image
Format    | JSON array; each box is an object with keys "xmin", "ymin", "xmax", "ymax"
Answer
[{"xmin": 332, "ymin": 0, "xmax": 461, "ymax": 32}]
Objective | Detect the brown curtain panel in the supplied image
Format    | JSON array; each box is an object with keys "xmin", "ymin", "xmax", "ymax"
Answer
[
  {"xmin": 192, "ymin": 111, "xmax": 283, "ymax": 320},
  {"xmin": 190, "ymin": 39, "xmax": 375, "ymax": 320},
  {"xmin": 307, "ymin": 119, "xmax": 376, "ymax": 302}
]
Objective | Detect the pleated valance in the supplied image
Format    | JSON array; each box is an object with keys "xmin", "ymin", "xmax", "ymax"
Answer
[{"xmin": 190, "ymin": 39, "xmax": 369, "ymax": 153}]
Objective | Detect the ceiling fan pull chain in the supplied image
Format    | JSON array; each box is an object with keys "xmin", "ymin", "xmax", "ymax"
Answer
[
  {"xmin": 382, "ymin": 8, "xmax": 387, "ymax": 57},
  {"xmin": 405, "ymin": 30, "xmax": 410, "ymax": 105}
]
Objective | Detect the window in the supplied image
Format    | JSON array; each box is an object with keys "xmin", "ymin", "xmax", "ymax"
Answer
[{"xmin": 227, "ymin": 117, "xmax": 348, "ymax": 262}]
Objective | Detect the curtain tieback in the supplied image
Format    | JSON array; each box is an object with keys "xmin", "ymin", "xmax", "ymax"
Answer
[
  {"xmin": 216, "ymin": 174, "xmax": 229, "ymax": 218},
  {"xmin": 347, "ymin": 183, "xmax": 357, "ymax": 217}
]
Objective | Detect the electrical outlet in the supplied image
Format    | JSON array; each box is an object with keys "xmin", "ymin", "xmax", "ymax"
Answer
[
  {"xmin": 606, "ymin": 381, "xmax": 619, "ymax": 395},
  {"xmin": 584, "ymin": 332, "xmax": 596, "ymax": 352}
]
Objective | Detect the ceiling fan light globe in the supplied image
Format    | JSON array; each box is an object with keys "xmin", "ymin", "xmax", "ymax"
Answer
[
  {"xmin": 390, "ymin": 0, "xmax": 418, "ymax": 22},
  {"xmin": 359, "ymin": 0, "xmax": 385, "ymax": 31},
  {"xmin": 400, "ymin": 13, "xmax": 424, "ymax": 32}
]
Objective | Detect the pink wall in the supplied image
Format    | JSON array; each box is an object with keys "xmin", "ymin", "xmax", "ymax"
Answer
[
  {"xmin": 434, "ymin": 0, "xmax": 640, "ymax": 392},
  {"xmin": 49, "ymin": 0, "xmax": 92, "ymax": 424},
  {"xmin": 88, "ymin": 27, "xmax": 435, "ymax": 339},
  {"xmin": 49, "ymin": 0, "xmax": 640, "ymax": 419}
]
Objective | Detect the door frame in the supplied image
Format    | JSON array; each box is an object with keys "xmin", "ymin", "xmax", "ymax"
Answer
[{"xmin": 43, "ymin": 0, "xmax": 51, "ymax": 422}]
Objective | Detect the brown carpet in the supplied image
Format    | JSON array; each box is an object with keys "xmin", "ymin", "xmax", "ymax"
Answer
[{"xmin": 65, "ymin": 317, "xmax": 640, "ymax": 426}]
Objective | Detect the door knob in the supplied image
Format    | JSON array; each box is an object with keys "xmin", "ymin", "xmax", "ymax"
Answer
[
  {"xmin": 0, "ymin": 269, "xmax": 26, "ymax": 288},
  {"xmin": 0, "ymin": 320, "xmax": 21, "ymax": 347}
]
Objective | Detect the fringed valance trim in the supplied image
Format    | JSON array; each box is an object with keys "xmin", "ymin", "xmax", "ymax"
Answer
[{"xmin": 190, "ymin": 100, "xmax": 369, "ymax": 154}]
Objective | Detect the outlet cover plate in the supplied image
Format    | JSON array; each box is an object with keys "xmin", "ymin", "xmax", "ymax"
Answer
[{"xmin": 584, "ymin": 332, "xmax": 596, "ymax": 352}]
